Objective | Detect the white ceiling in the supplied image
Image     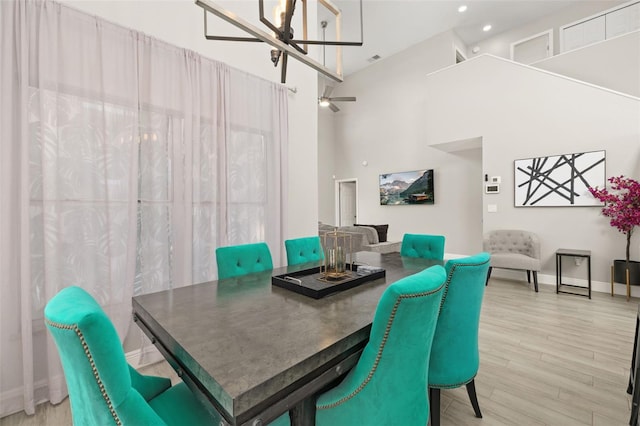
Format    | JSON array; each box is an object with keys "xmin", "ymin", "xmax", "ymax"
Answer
[{"xmin": 319, "ymin": 0, "xmax": 594, "ymax": 76}]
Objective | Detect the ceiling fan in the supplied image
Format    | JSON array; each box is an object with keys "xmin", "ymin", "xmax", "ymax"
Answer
[
  {"xmin": 317, "ymin": 20, "xmax": 356, "ymax": 112},
  {"xmin": 318, "ymin": 85, "xmax": 356, "ymax": 112}
]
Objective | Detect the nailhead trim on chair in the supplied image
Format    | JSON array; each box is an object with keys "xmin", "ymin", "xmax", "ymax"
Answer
[
  {"xmin": 45, "ymin": 319, "xmax": 122, "ymax": 425},
  {"xmin": 439, "ymin": 259, "xmax": 490, "ymax": 312},
  {"xmin": 316, "ymin": 284, "xmax": 445, "ymax": 410},
  {"xmin": 430, "ymin": 258, "xmax": 490, "ymax": 389}
]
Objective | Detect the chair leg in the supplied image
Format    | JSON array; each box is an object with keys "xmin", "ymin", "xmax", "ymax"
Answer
[
  {"xmin": 429, "ymin": 388, "xmax": 441, "ymax": 426},
  {"xmin": 526, "ymin": 270, "xmax": 531, "ymax": 283},
  {"xmin": 533, "ymin": 271, "xmax": 539, "ymax": 292},
  {"xmin": 485, "ymin": 267, "xmax": 492, "ymax": 286},
  {"xmin": 465, "ymin": 380, "xmax": 483, "ymax": 419}
]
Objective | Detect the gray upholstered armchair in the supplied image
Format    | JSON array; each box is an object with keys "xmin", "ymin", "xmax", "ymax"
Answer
[{"xmin": 483, "ymin": 230, "xmax": 541, "ymax": 292}]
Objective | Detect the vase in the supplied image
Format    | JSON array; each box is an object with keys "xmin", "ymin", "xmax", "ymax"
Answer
[{"xmin": 613, "ymin": 260, "xmax": 640, "ymax": 285}]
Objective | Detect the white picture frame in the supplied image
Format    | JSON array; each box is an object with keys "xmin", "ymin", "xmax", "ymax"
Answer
[{"xmin": 514, "ymin": 150, "xmax": 606, "ymax": 207}]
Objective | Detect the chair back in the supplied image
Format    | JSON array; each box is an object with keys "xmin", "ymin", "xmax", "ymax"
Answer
[
  {"xmin": 216, "ymin": 242, "xmax": 273, "ymax": 279},
  {"xmin": 45, "ymin": 286, "xmax": 163, "ymax": 425},
  {"xmin": 315, "ymin": 265, "xmax": 447, "ymax": 425},
  {"xmin": 483, "ymin": 230, "xmax": 540, "ymax": 259},
  {"xmin": 429, "ymin": 252, "xmax": 491, "ymax": 388},
  {"xmin": 285, "ymin": 236, "xmax": 324, "ymax": 266},
  {"xmin": 400, "ymin": 233, "xmax": 445, "ymax": 260}
]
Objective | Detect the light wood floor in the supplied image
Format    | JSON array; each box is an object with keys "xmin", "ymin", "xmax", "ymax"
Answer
[{"xmin": 1, "ymin": 277, "xmax": 637, "ymax": 426}]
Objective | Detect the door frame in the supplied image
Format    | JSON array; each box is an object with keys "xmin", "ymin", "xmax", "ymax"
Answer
[
  {"xmin": 510, "ymin": 29, "xmax": 553, "ymax": 63},
  {"xmin": 334, "ymin": 178, "xmax": 358, "ymax": 226}
]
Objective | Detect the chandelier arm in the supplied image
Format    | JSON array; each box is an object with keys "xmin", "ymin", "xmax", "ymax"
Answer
[
  {"xmin": 206, "ymin": 35, "xmax": 264, "ymax": 42},
  {"xmin": 195, "ymin": 0, "xmax": 344, "ymax": 83},
  {"xmin": 291, "ymin": 39, "xmax": 363, "ymax": 46},
  {"xmin": 280, "ymin": 52, "xmax": 288, "ymax": 84},
  {"xmin": 258, "ymin": 0, "xmax": 280, "ymax": 34},
  {"xmin": 260, "ymin": 17, "xmax": 281, "ymax": 35},
  {"xmin": 281, "ymin": 0, "xmax": 295, "ymax": 45},
  {"xmin": 205, "ymin": 9, "xmax": 264, "ymax": 42},
  {"xmin": 288, "ymin": 40, "xmax": 308, "ymax": 55}
]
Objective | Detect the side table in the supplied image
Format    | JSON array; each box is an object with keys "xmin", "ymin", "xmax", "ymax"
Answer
[{"xmin": 556, "ymin": 249, "xmax": 591, "ymax": 299}]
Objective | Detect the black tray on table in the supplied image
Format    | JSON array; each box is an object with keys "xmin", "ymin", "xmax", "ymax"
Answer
[{"xmin": 272, "ymin": 264, "xmax": 386, "ymax": 299}]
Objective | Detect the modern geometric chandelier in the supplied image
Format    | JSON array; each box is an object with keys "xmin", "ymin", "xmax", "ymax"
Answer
[{"xmin": 195, "ymin": 0, "xmax": 363, "ymax": 83}]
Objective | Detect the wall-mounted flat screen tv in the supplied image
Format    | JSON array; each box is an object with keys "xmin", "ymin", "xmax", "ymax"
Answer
[{"xmin": 379, "ymin": 169, "xmax": 434, "ymax": 205}]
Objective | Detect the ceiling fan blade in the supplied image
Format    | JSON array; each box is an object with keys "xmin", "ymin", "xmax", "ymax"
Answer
[
  {"xmin": 329, "ymin": 102, "xmax": 340, "ymax": 112},
  {"xmin": 323, "ymin": 85, "xmax": 335, "ymax": 98},
  {"xmin": 329, "ymin": 97, "xmax": 356, "ymax": 102}
]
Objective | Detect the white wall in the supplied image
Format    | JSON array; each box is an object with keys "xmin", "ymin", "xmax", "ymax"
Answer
[
  {"xmin": 321, "ymin": 15, "xmax": 640, "ymax": 293},
  {"xmin": 424, "ymin": 55, "xmax": 640, "ymax": 285},
  {"xmin": 318, "ymin": 105, "xmax": 337, "ymax": 224},
  {"xmin": 321, "ymin": 30, "xmax": 485, "ymax": 255},
  {"xmin": 61, "ymin": 0, "xmax": 320, "ymax": 242},
  {"xmin": 469, "ymin": 0, "xmax": 628, "ymax": 58},
  {"xmin": 533, "ymin": 30, "xmax": 640, "ymax": 97}
]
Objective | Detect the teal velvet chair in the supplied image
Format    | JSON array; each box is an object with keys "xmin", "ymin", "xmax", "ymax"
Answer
[
  {"xmin": 285, "ymin": 236, "xmax": 324, "ymax": 266},
  {"xmin": 317, "ymin": 265, "xmax": 446, "ymax": 424},
  {"xmin": 216, "ymin": 242, "xmax": 273, "ymax": 279},
  {"xmin": 44, "ymin": 286, "xmax": 220, "ymax": 425},
  {"xmin": 272, "ymin": 264, "xmax": 447, "ymax": 426},
  {"xmin": 400, "ymin": 233, "xmax": 446, "ymax": 261},
  {"xmin": 428, "ymin": 252, "xmax": 491, "ymax": 426}
]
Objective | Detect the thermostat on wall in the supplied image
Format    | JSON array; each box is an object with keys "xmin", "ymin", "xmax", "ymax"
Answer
[{"xmin": 485, "ymin": 183, "xmax": 500, "ymax": 194}]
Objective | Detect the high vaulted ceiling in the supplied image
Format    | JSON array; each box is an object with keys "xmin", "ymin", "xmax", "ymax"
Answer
[{"xmin": 320, "ymin": 0, "xmax": 610, "ymax": 76}]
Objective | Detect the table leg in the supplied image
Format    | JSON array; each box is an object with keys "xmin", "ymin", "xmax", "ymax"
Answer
[
  {"xmin": 587, "ymin": 256, "xmax": 591, "ymax": 299},
  {"xmin": 290, "ymin": 397, "xmax": 316, "ymax": 426},
  {"xmin": 556, "ymin": 253, "xmax": 562, "ymax": 294}
]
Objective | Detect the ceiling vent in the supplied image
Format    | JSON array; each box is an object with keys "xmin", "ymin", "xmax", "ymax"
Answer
[{"xmin": 367, "ymin": 54, "xmax": 382, "ymax": 63}]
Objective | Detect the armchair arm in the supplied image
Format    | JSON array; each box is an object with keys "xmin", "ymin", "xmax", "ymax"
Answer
[
  {"xmin": 527, "ymin": 232, "xmax": 541, "ymax": 260},
  {"xmin": 482, "ymin": 233, "xmax": 491, "ymax": 252}
]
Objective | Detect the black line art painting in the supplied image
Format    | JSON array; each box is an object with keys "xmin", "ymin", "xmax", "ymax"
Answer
[{"xmin": 514, "ymin": 150, "xmax": 605, "ymax": 207}]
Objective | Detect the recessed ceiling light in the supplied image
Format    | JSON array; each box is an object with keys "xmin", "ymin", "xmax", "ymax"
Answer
[
  {"xmin": 483, "ymin": 24, "xmax": 492, "ymax": 32},
  {"xmin": 458, "ymin": 5, "xmax": 467, "ymax": 13}
]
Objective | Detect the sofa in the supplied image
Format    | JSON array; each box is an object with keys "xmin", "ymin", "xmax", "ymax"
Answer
[{"xmin": 318, "ymin": 222, "xmax": 401, "ymax": 254}]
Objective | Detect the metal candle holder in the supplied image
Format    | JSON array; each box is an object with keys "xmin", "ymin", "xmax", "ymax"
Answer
[{"xmin": 320, "ymin": 230, "xmax": 353, "ymax": 281}]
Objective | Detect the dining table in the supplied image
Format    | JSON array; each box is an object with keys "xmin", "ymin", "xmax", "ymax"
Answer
[{"xmin": 132, "ymin": 251, "xmax": 442, "ymax": 426}]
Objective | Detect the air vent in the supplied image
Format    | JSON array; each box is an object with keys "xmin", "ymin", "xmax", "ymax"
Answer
[{"xmin": 367, "ymin": 54, "xmax": 381, "ymax": 63}]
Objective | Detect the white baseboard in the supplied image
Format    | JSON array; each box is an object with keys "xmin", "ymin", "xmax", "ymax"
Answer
[
  {"xmin": 125, "ymin": 345, "xmax": 164, "ymax": 368},
  {"xmin": 496, "ymin": 270, "xmax": 640, "ymax": 298}
]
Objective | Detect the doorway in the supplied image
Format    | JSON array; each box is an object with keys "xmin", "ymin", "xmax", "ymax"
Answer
[
  {"xmin": 510, "ymin": 29, "xmax": 553, "ymax": 64},
  {"xmin": 335, "ymin": 179, "xmax": 358, "ymax": 226}
]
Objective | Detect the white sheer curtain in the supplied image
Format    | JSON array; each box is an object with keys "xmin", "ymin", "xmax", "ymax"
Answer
[{"xmin": 1, "ymin": 0, "xmax": 288, "ymax": 417}]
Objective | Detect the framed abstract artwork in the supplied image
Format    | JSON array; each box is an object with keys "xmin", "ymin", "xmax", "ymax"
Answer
[
  {"xmin": 379, "ymin": 169, "xmax": 434, "ymax": 205},
  {"xmin": 514, "ymin": 150, "xmax": 605, "ymax": 207}
]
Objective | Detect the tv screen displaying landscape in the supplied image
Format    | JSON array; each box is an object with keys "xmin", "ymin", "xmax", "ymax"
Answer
[{"xmin": 379, "ymin": 169, "xmax": 434, "ymax": 205}]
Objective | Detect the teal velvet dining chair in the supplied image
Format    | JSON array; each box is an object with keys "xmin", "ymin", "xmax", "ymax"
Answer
[
  {"xmin": 400, "ymin": 233, "xmax": 446, "ymax": 261},
  {"xmin": 284, "ymin": 236, "xmax": 324, "ymax": 266},
  {"xmin": 428, "ymin": 252, "xmax": 491, "ymax": 426},
  {"xmin": 216, "ymin": 242, "xmax": 273, "ymax": 279},
  {"xmin": 44, "ymin": 286, "xmax": 220, "ymax": 425},
  {"xmin": 270, "ymin": 264, "xmax": 447, "ymax": 426}
]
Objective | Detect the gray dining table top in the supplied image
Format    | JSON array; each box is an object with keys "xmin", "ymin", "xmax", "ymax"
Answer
[{"xmin": 132, "ymin": 251, "xmax": 441, "ymax": 423}]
